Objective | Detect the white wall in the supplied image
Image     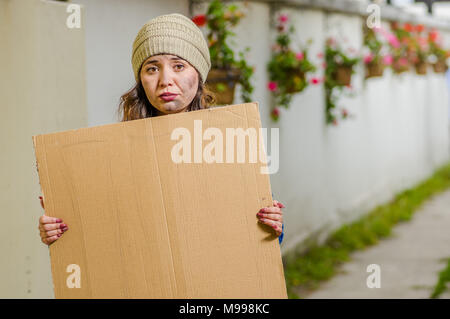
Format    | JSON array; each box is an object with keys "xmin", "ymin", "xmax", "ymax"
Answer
[
  {"xmin": 434, "ymin": 3, "xmax": 450, "ymax": 20},
  {"xmin": 0, "ymin": 0, "xmax": 87, "ymax": 298}
]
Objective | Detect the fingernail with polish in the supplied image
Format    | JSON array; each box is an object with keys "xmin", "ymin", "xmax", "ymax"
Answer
[
  {"xmin": 60, "ymin": 223, "xmax": 67, "ymax": 229},
  {"xmin": 57, "ymin": 234, "xmax": 61, "ymax": 237},
  {"xmin": 56, "ymin": 218, "xmax": 63, "ymax": 223}
]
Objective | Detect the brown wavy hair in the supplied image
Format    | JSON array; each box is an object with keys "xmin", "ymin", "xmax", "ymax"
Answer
[{"xmin": 117, "ymin": 71, "xmax": 216, "ymax": 122}]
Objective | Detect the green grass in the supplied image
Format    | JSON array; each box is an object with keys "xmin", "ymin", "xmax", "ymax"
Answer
[
  {"xmin": 284, "ymin": 162, "xmax": 450, "ymax": 299},
  {"xmin": 430, "ymin": 258, "xmax": 450, "ymax": 299}
]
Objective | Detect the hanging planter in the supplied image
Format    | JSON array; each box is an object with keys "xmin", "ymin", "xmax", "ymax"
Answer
[
  {"xmin": 333, "ymin": 65, "xmax": 353, "ymax": 86},
  {"xmin": 363, "ymin": 25, "xmax": 386, "ymax": 79},
  {"xmin": 206, "ymin": 68, "xmax": 242, "ymax": 105},
  {"xmin": 432, "ymin": 60, "xmax": 448, "ymax": 73},
  {"xmin": 392, "ymin": 64, "xmax": 409, "ymax": 74},
  {"xmin": 285, "ymin": 69, "xmax": 306, "ymax": 94},
  {"xmin": 388, "ymin": 22, "xmax": 414, "ymax": 75},
  {"xmin": 266, "ymin": 13, "xmax": 317, "ymax": 121},
  {"xmin": 324, "ymin": 37, "xmax": 360, "ymax": 125},
  {"xmin": 392, "ymin": 58, "xmax": 410, "ymax": 74},
  {"xmin": 365, "ymin": 60, "xmax": 384, "ymax": 78},
  {"xmin": 414, "ymin": 62, "xmax": 428, "ymax": 75},
  {"xmin": 404, "ymin": 24, "xmax": 430, "ymax": 76},
  {"xmin": 192, "ymin": 0, "xmax": 254, "ymax": 106},
  {"xmin": 428, "ymin": 29, "xmax": 450, "ymax": 74}
]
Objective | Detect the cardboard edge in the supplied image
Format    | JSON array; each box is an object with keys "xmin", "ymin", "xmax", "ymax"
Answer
[{"xmin": 32, "ymin": 134, "xmax": 58, "ymax": 295}]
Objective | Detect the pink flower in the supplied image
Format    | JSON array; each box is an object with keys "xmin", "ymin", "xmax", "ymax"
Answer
[
  {"xmin": 376, "ymin": 26, "xmax": 389, "ymax": 37},
  {"xmin": 310, "ymin": 77, "xmax": 320, "ymax": 85},
  {"xmin": 418, "ymin": 37, "xmax": 428, "ymax": 50},
  {"xmin": 399, "ymin": 58, "xmax": 408, "ymax": 66},
  {"xmin": 271, "ymin": 107, "xmax": 280, "ymax": 121},
  {"xmin": 295, "ymin": 52, "xmax": 304, "ymax": 61},
  {"xmin": 383, "ymin": 54, "xmax": 393, "ymax": 65},
  {"xmin": 278, "ymin": 14, "xmax": 288, "ymax": 23},
  {"xmin": 342, "ymin": 108, "xmax": 349, "ymax": 118},
  {"xmin": 322, "ymin": 62, "xmax": 327, "ymax": 68},
  {"xmin": 363, "ymin": 53, "xmax": 374, "ymax": 64},
  {"xmin": 317, "ymin": 52, "xmax": 324, "ymax": 59},
  {"xmin": 387, "ymin": 34, "xmax": 400, "ymax": 48},
  {"xmin": 268, "ymin": 81, "xmax": 278, "ymax": 91},
  {"xmin": 429, "ymin": 29, "xmax": 439, "ymax": 43},
  {"xmin": 272, "ymin": 107, "xmax": 280, "ymax": 116}
]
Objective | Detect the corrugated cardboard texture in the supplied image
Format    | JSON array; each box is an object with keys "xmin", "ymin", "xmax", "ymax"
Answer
[{"xmin": 32, "ymin": 102, "xmax": 287, "ymax": 298}]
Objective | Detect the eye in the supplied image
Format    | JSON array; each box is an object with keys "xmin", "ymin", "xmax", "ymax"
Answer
[
  {"xmin": 175, "ymin": 64, "xmax": 185, "ymax": 70},
  {"xmin": 146, "ymin": 66, "xmax": 157, "ymax": 72}
]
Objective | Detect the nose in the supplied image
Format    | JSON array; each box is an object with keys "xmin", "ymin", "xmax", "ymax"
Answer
[{"xmin": 158, "ymin": 67, "xmax": 174, "ymax": 88}]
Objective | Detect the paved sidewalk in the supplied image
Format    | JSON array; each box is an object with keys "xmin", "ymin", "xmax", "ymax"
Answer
[{"xmin": 303, "ymin": 190, "xmax": 450, "ymax": 299}]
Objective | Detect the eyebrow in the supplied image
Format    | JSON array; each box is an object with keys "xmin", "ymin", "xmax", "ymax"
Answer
[{"xmin": 143, "ymin": 57, "xmax": 184, "ymax": 67}]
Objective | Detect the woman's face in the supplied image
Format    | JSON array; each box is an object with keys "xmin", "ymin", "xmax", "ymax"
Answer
[{"xmin": 140, "ymin": 54, "xmax": 199, "ymax": 115}]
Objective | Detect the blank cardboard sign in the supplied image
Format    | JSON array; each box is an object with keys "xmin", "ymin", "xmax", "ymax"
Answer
[{"xmin": 32, "ymin": 102, "xmax": 287, "ymax": 298}]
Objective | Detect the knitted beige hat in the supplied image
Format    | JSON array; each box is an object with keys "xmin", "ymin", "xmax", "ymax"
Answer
[{"xmin": 131, "ymin": 13, "xmax": 211, "ymax": 84}]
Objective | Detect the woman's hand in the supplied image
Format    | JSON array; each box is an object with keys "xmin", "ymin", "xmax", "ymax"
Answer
[
  {"xmin": 38, "ymin": 196, "xmax": 68, "ymax": 246},
  {"xmin": 256, "ymin": 199, "xmax": 284, "ymax": 237}
]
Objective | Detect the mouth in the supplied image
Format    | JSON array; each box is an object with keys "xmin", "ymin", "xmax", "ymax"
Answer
[
  {"xmin": 159, "ymin": 92, "xmax": 178, "ymax": 97},
  {"xmin": 159, "ymin": 93, "xmax": 178, "ymax": 101}
]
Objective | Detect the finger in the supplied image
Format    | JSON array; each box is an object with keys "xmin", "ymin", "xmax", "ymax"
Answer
[
  {"xmin": 259, "ymin": 206, "xmax": 281, "ymax": 214},
  {"xmin": 272, "ymin": 222, "xmax": 283, "ymax": 235},
  {"xmin": 40, "ymin": 229, "xmax": 57, "ymax": 238},
  {"xmin": 39, "ymin": 196, "xmax": 44, "ymax": 209},
  {"xmin": 42, "ymin": 234, "xmax": 60, "ymax": 246},
  {"xmin": 257, "ymin": 213, "xmax": 283, "ymax": 223},
  {"xmin": 273, "ymin": 199, "xmax": 286, "ymax": 209},
  {"xmin": 258, "ymin": 217, "xmax": 281, "ymax": 228},
  {"xmin": 39, "ymin": 222, "xmax": 56, "ymax": 232},
  {"xmin": 258, "ymin": 218, "xmax": 283, "ymax": 235},
  {"xmin": 41, "ymin": 228, "xmax": 66, "ymax": 238},
  {"xmin": 39, "ymin": 214, "xmax": 63, "ymax": 225},
  {"xmin": 39, "ymin": 223, "xmax": 66, "ymax": 232}
]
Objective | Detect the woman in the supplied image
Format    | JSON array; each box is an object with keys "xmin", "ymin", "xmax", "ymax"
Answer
[{"xmin": 38, "ymin": 13, "xmax": 284, "ymax": 246}]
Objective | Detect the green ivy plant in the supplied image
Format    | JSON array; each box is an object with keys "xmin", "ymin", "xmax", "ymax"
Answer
[
  {"xmin": 267, "ymin": 13, "xmax": 317, "ymax": 121},
  {"xmin": 192, "ymin": 0, "xmax": 254, "ymax": 103},
  {"xmin": 362, "ymin": 25, "xmax": 386, "ymax": 77},
  {"xmin": 324, "ymin": 38, "xmax": 360, "ymax": 125},
  {"xmin": 363, "ymin": 26, "xmax": 383, "ymax": 65},
  {"xmin": 428, "ymin": 29, "xmax": 449, "ymax": 70}
]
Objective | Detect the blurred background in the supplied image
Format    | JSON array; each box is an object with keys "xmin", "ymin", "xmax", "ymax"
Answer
[{"xmin": 1, "ymin": 0, "xmax": 450, "ymax": 298}]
